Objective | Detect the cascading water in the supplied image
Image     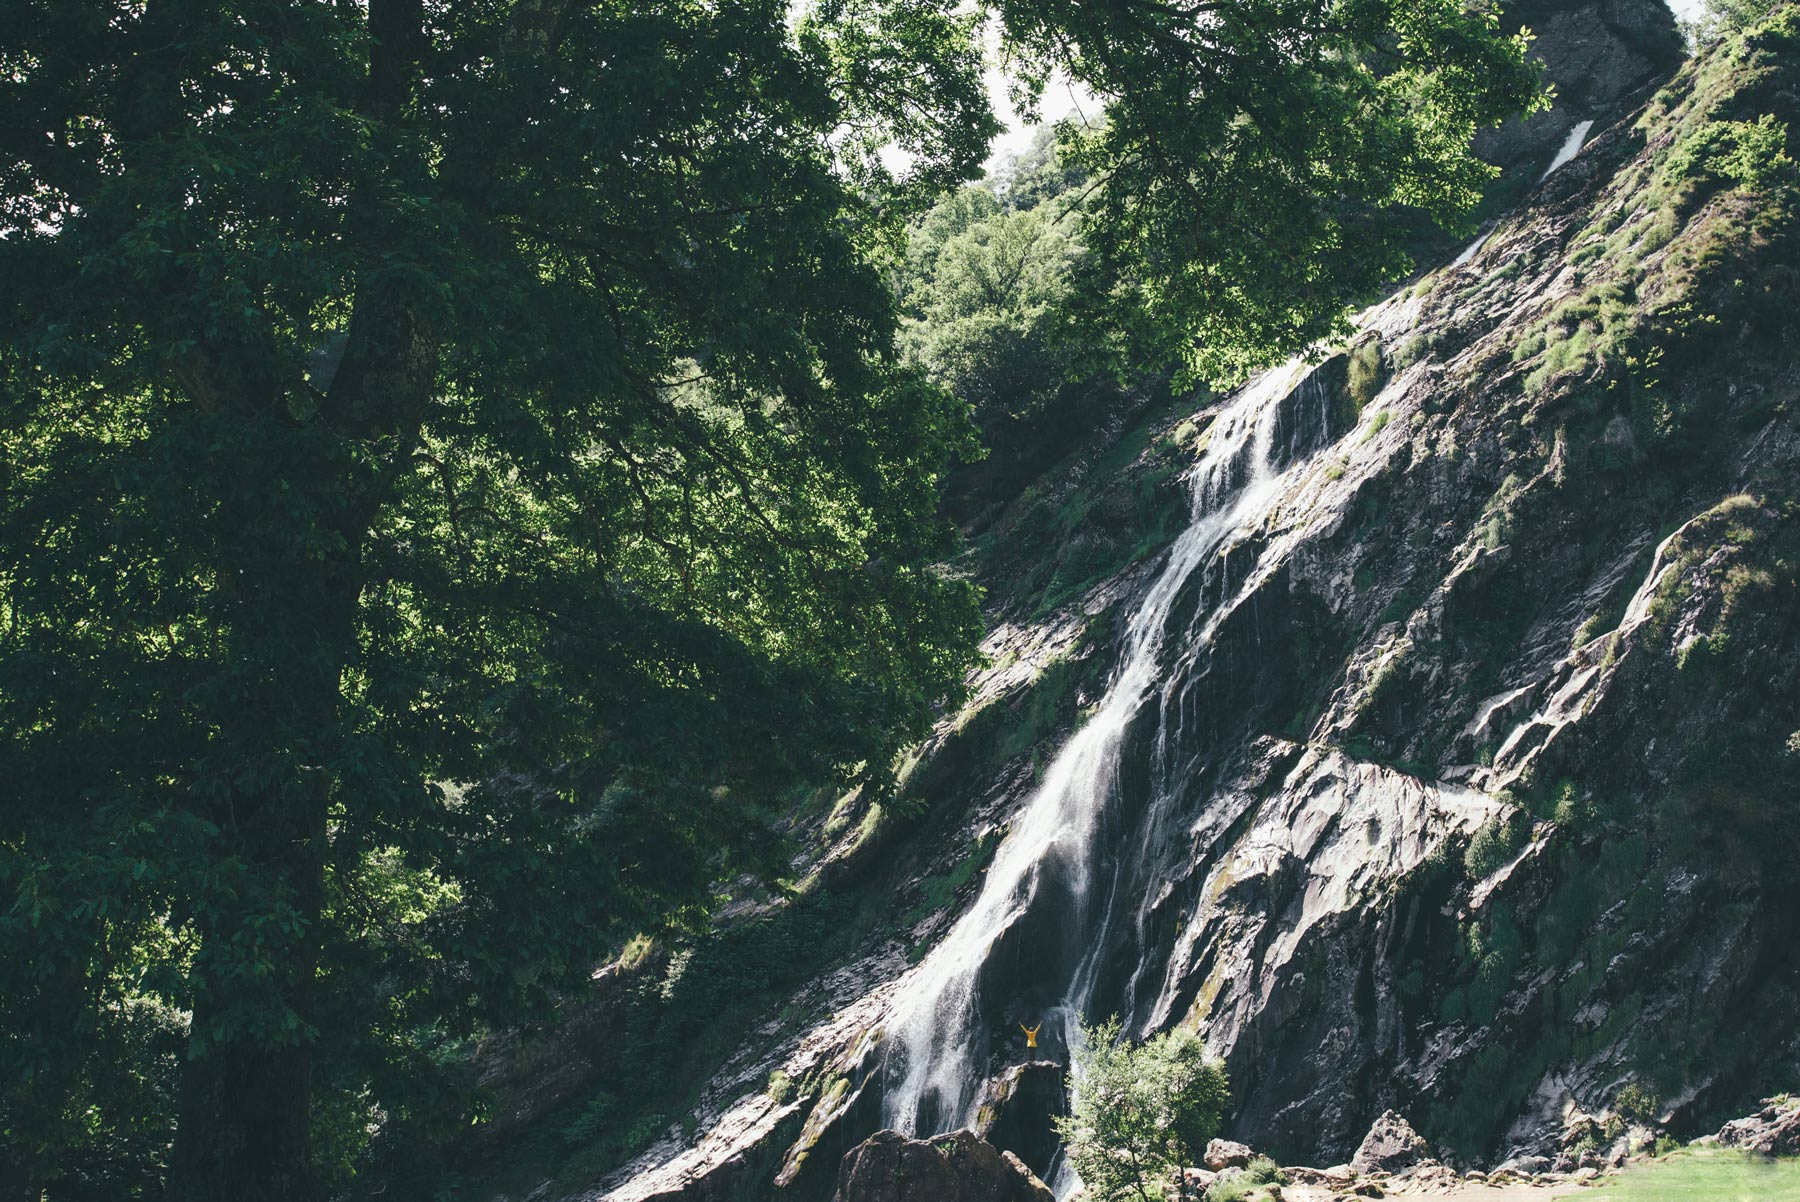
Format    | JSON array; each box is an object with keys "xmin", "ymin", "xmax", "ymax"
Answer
[{"xmin": 878, "ymin": 354, "xmax": 1339, "ymax": 1149}]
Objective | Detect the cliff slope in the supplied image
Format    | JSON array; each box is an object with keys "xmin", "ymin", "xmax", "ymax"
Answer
[{"xmin": 482, "ymin": 9, "xmax": 1800, "ymax": 1200}]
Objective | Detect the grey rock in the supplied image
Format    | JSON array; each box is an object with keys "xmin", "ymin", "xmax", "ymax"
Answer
[
  {"xmin": 1352, "ymin": 1112, "xmax": 1429, "ymax": 1175},
  {"xmin": 1717, "ymin": 1097, "xmax": 1800, "ymax": 1157},
  {"xmin": 832, "ymin": 1129, "xmax": 1054, "ymax": 1202},
  {"xmin": 1474, "ymin": 0, "xmax": 1681, "ymax": 176},
  {"xmin": 973, "ymin": 1060, "xmax": 1067, "ymax": 1181},
  {"xmin": 1205, "ymin": 1138, "xmax": 1255, "ymax": 1170},
  {"xmin": 1494, "ymin": 1155, "xmax": 1551, "ymax": 1175}
]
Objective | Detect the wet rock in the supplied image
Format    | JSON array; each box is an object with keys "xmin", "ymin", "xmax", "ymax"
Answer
[
  {"xmin": 1716, "ymin": 1096, "xmax": 1800, "ymax": 1157},
  {"xmin": 1351, "ymin": 1112, "xmax": 1427, "ymax": 1175},
  {"xmin": 1474, "ymin": 0, "xmax": 1680, "ymax": 176},
  {"xmin": 974, "ymin": 1060, "xmax": 1067, "ymax": 1180},
  {"xmin": 1205, "ymin": 1138, "xmax": 1255, "ymax": 1170},
  {"xmin": 832, "ymin": 1129, "xmax": 1054, "ymax": 1202}
]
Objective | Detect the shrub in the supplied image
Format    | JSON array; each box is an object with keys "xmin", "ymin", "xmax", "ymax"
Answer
[
  {"xmin": 1347, "ymin": 337, "xmax": 1387, "ymax": 412},
  {"xmin": 1207, "ymin": 1160, "xmax": 1285, "ymax": 1201},
  {"xmin": 1615, "ymin": 1082, "xmax": 1661, "ymax": 1123},
  {"xmin": 1464, "ymin": 811, "xmax": 1528, "ymax": 879},
  {"xmin": 561, "ymin": 1092, "xmax": 618, "ymax": 1144},
  {"xmin": 1057, "ymin": 1018, "xmax": 1230, "ymax": 1202},
  {"xmin": 1244, "ymin": 1156, "xmax": 1287, "ymax": 1185},
  {"xmin": 1206, "ymin": 1170, "xmax": 1254, "ymax": 1201}
]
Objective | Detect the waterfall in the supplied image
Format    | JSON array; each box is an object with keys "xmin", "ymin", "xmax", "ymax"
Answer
[
  {"xmin": 878, "ymin": 353, "xmax": 1335, "ymax": 1144},
  {"xmin": 1539, "ymin": 119, "xmax": 1595, "ymax": 182}
]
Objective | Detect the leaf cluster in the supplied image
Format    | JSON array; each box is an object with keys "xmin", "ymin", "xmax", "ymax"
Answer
[{"xmin": 1055, "ymin": 1017, "xmax": 1230, "ymax": 1202}]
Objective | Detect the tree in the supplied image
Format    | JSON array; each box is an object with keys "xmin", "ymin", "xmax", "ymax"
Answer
[
  {"xmin": 905, "ymin": 200, "xmax": 1082, "ymax": 437},
  {"xmin": 1695, "ymin": 0, "xmax": 1784, "ymax": 39},
  {"xmin": 1056, "ymin": 1018, "xmax": 1231, "ymax": 1202},
  {"xmin": 1, "ymin": 2, "xmax": 991, "ymax": 1198},
  {"xmin": 996, "ymin": 0, "xmax": 1545, "ymax": 385},
  {"xmin": 0, "ymin": 1, "xmax": 1537, "ymax": 1198}
]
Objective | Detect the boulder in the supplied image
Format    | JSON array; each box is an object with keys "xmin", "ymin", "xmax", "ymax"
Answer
[
  {"xmin": 1285, "ymin": 1165, "xmax": 1353, "ymax": 1187},
  {"xmin": 833, "ymin": 1129, "xmax": 1055, "ymax": 1202},
  {"xmin": 974, "ymin": 1060, "xmax": 1068, "ymax": 1180},
  {"xmin": 1394, "ymin": 1158, "xmax": 1457, "ymax": 1189},
  {"xmin": 1351, "ymin": 1112, "xmax": 1428, "ymax": 1174},
  {"xmin": 1493, "ymin": 1154, "xmax": 1550, "ymax": 1176},
  {"xmin": 1716, "ymin": 1096, "xmax": 1800, "ymax": 1157},
  {"xmin": 1205, "ymin": 1138, "xmax": 1255, "ymax": 1170}
]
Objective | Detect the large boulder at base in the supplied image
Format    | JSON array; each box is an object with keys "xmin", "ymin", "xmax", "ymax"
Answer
[
  {"xmin": 834, "ymin": 1129, "xmax": 1055, "ymax": 1202},
  {"xmin": 1204, "ymin": 1139, "xmax": 1254, "ymax": 1170},
  {"xmin": 1351, "ymin": 1111, "xmax": 1428, "ymax": 1174},
  {"xmin": 1717, "ymin": 1096, "xmax": 1800, "ymax": 1157},
  {"xmin": 975, "ymin": 1060, "xmax": 1068, "ymax": 1180}
]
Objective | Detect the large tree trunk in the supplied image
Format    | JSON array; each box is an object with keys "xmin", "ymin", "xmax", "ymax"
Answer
[
  {"xmin": 171, "ymin": 1017, "xmax": 320, "ymax": 1202},
  {"xmin": 165, "ymin": 253, "xmax": 436, "ymax": 1200},
  {"xmin": 169, "ymin": 757, "xmax": 332, "ymax": 1202}
]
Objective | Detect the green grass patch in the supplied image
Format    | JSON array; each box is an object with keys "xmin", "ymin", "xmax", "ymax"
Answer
[
  {"xmin": 1588, "ymin": 1149, "xmax": 1800, "ymax": 1201},
  {"xmin": 902, "ymin": 831, "xmax": 1001, "ymax": 928},
  {"xmin": 1347, "ymin": 336, "xmax": 1386, "ymax": 414}
]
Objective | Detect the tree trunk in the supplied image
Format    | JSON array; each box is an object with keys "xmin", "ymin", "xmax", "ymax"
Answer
[
  {"xmin": 170, "ymin": 762, "xmax": 330, "ymax": 1202},
  {"xmin": 165, "ymin": 256, "xmax": 435, "ymax": 1201},
  {"xmin": 171, "ymin": 1021, "xmax": 319, "ymax": 1202}
]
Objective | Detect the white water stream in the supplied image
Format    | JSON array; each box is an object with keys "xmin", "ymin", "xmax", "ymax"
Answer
[
  {"xmin": 878, "ymin": 353, "xmax": 1331, "ymax": 1145},
  {"xmin": 1539, "ymin": 119, "xmax": 1596, "ymax": 182}
]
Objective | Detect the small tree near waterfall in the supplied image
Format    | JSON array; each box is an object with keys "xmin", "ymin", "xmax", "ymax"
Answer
[{"xmin": 1056, "ymin": 1018, "xmax": 1230, "ymax": 1202}]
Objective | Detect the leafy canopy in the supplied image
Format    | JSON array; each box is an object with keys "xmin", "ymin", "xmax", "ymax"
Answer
[{"xmin": 1056, "ymin": 1017, "xmax": 1232, "ymax": 1202}]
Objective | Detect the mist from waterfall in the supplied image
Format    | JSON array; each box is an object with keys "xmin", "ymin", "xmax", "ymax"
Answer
[{"xmin": 878, "ymin": 353, "xmax": 1335, "ymax": 1143}]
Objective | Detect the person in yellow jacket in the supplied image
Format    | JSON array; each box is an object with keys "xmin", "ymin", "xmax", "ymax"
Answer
[{"xmin": 1019, "ymin": 1022, "xmax": 1042, "ymax": 1049}]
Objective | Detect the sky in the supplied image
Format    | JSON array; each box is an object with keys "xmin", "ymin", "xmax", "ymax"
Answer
[{"xmin": 983, "ymin": 66, "xmax": 1094, "ymax": 169}]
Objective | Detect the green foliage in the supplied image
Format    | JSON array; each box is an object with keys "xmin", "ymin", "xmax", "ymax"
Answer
[
  {"xmin": 1209, "ymin": 1157, "xmax": 1289, "ymax": 1202},
  {"xmin": 1688, "ymin": 0, "xmax": 1788, "ymax": 45},
  {"xmin": 1464, "ymin": 811, "xmax": 1530, "ymax": 880},
  {"xmin": 1666, "ymin": 114, "xmax": 1798, "ymax": 194},
  {"xmin": 1056, "ymin": 1018, "xmax": 1230, "ymax": 1202},
  {"xmin": 1009, "ymin": 0, "xmax": 1545, "ymax": 386},
  {"xmin": 1347, "ymin": 337, "xmax": 1388, "ymax": 413},
  {"xmin": 1614, "ymin": 1082, "xmax": 1662, "ymax": 1124},
  {"xmin": 560, "ymin": 1092, "xmax": 620, "ymax": 1147},
  {"xmin": 1, "ymin": 1, "xmax": 996, "ymax": 1193},
  {"xmin": 0, "ymin": 0, "xmax": 1547, "ymax": 1193},
  {"xmin": 1586, "ymin": 1148, "xmax": 1800, "ymax": 1201},
  {"xmin": 902, "ymin": 195, "xmax": 1085, "ymax": 434}
]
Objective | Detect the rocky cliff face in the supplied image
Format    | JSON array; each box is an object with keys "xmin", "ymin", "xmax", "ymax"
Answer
[{"xmin": 488, "ymin": 7, "xmax": 1800, "ymax": 1201}]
